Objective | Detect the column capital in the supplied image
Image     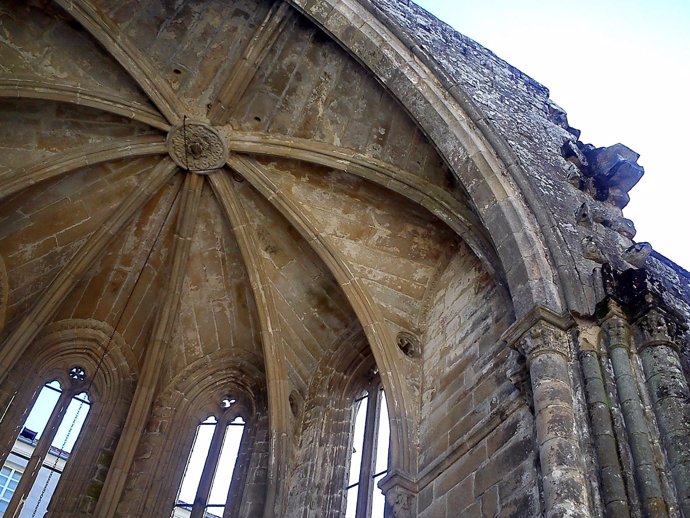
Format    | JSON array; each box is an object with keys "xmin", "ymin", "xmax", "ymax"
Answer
[
  {"xmin": 384, "ymin": 485, "xmax": 414, "ymax": 518},
  {"xmin": 600, "ymin": 313, "xmax": 631, "ymax": 351},
  {"xmin": 502, "ymin": 306, "xmax": 574, "ymax": 361},
  {"xmin": 378, "ymin": 470, "xmax": 416, "ymax": 518},
  {"xmin": 635, "ymin": 307, "xmax": 680, "ymax": 351}
]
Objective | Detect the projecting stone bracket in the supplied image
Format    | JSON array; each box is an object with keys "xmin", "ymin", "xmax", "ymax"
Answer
[{"xmin": 562, "ymin": 140, "xmax": 644, "ymax": 209}]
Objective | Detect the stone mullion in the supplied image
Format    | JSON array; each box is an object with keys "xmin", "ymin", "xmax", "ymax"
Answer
[
  {"xmin": 579, "ymin": 337, "xmax": 631, "ymax": 518},
  {"xmin": 506, "ymin": 308, "xmax": 590, "ymax": 518},
  {"xmin": 93, "ymin": 172, "xmax": 203, "ymax": 518},
  {"xmin": 602, "ymin": 309, "xmax": 669, "ymax": 517},
  {"xmin": 355, "ymin": 388, "xmax": 381, "ymax": 518},
  {"xmin": 635, "ymin": 309, "xmax": 690, "ymax": 517}
]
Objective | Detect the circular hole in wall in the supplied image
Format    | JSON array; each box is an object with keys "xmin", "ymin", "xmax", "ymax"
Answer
[{"xmin": 396, "ymin": 332, "xmax": 421, "ymax": 358}]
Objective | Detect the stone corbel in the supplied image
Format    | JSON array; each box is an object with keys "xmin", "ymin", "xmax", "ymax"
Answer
[{"xmin": 378, "ymin": 470, "xmax": 416, "ymax": 518}]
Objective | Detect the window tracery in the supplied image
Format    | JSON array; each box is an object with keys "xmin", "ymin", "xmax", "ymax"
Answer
[{"xmin": 172, "ymin": 396, "xmax": 247, "ymax": 518}]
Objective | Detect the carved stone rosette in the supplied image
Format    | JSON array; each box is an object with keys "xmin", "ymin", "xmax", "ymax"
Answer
[{"xmin": 167, "ymin": 121, "xmax": 228, "ymax": 172}]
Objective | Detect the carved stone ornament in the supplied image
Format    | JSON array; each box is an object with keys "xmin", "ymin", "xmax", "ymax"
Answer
[
  {"xmin": 601, "ymin": 315, "xmax": 630, "ymax": 350},
  {"xmin": 637, "ymin": 308, "xmax": 677, "ymax": 347},
  {"xmin": 385, "ymin": 486, "xmax": 413, "ymax": 518},
  {"xmin": 517, "ymin": 321, "xmax": 571, "ymax": 361},
  {"xmin": 167, "ymin": 121, "xmax": 228, "ymax": 172},
  {"xmin": 396, "ymin": 331, "xmax": 421, "ymax": 358}
]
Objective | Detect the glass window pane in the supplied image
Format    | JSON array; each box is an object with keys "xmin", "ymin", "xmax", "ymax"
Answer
[
  {"xmin": 371, "ymin": 472, "xmax": 387, "ymax": 517},
  {"xmin": 348, "ymin": 396, "xmax": 368, "ymax": 486},
  {"xmin": 23, "ymin": 382, "xmax": 62, "ymax": 441},
  {"xmin": 51, "ymin": 393, "xmax": 90, "ymax": 454},
  {"xmin": 177, "ymin": 421, "xmax": 216, "ymax": 506},
  {"xmin": 18, "ymin": 465, "xmax": 60, "ymax": 518},
  {"xmin": 207, "ymin": 422, "xmax": 244, "ymax": 508},
  {"xmin": 374, "ymin": 391, "xmax": 389, "ymax": 474},
  {"xmin": 345, "ymin": 485, "xmax": 359, "ymax": 518}
]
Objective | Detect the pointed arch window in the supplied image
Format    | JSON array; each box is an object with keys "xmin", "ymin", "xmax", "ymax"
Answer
[
  {"xmin": 173, "ymin": 398, "xmax": 246, "ymax": 518},
  {"xmin": 345, "ymin": 385, "xmax": 390, "ymax": 518},
  {"xmin": 0, "ymin": 367, "xmax": 91, "ymax": 517}
]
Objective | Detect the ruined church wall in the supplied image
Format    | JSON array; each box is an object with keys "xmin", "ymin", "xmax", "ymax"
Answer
[{"xmin": 417, "ymin": 242, "xmax": 540, "ymax": 517}]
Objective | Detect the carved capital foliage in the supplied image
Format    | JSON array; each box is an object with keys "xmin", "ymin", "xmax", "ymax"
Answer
[
  {"xmin": 601, "ymin": 314, "xmax": 630, "ymax": 350},
  {"xmin": 385, "ymin": 485, "xmax": 414, "ymax": 518},
  {"xmin": 636, "ymin": 308, "xmax": 679, "ymax": 349},
  {"xmin": 502, "ymin": 306, "xmax": 574, "ymax": 362},
  {"xmin": 517, "ymin": 320, "xmax": 571, "ymax": 361}
]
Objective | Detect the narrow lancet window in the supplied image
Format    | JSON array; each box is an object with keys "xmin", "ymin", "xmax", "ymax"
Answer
[
  {"xmin": 0, "ymin": 368, "xmax": 92, "ymax": 518},
  {"xmin": 173, "ymin": 400, "xmax": 246, "ymax": 518},
  {"xmin": 345, "ymin": 386, "xmax": 390, "ymax": 518}
]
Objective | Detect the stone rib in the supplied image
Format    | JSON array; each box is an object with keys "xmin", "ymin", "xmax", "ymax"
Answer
[
  {"xmin": 0, "ymin": 136, "xmax": 167, "ymax": 200},
  {"xmin": 227, "ymin": 154, "xmax": 415, "ymax": 475},
  {"xmin": 208, "ymin": 2, "xmax": 292, "ymax": 125},
  {"xmin": 227, "ymin": 130, "xmax": 502, "ymax": 284},
  {"xmin": 94, "ymin": 171, "xmax": 203, "ymax": 518},
  {"xmin": 0, "ymin": 78, "xmax": 169, "ymax": 131},
  {"xmin": 0, "ymin": 158, "xmax": 178, "ymax": 382},
  {"xmin": 208, "ymin": 170, "xmax": 290, "ymax": 518},
  {"xmin": 54, "ymin": 0, "xmax": 185, "ymax": 125}
]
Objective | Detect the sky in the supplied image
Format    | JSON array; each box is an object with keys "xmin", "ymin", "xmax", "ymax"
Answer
[{"xmin": 413, "ymin": 0, "xmax": 690, "ymax": 270}]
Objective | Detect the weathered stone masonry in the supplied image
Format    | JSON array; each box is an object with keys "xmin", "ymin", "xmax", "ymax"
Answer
[{"xmin": 0, "ymin": 0, "xmax": 689, "ymax": 517}]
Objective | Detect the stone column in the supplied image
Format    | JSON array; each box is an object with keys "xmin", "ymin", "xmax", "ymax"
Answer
[
  {"xmin": 505, "ymin": 307, "xmax": 590, "ymax": 518},
  {"xmin": 635, "ymin": 308, "xmax": 690, "ymax": 517},
  {"xmin": 577, "ymin": 323, "xmax": 631, "ymax": 517},
  {"xmin": 601, "ymin": 307, "xmax": 668, "ymax": 517}
]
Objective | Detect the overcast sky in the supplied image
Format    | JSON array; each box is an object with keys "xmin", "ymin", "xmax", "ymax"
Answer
[{"xmin": 414, "ymin": 0, "xmax": 690, "ymax": 270}]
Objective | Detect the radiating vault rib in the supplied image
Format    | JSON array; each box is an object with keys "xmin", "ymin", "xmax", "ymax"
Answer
[
  {"xmin": 227, "ymin": 130, "xmax": 503, "ymax": 284},
  {"xmin": 208, "ymin": 170, "xmax": 291, "ymax": 518},
  {"xmin": 227, "ymin": 154, "xmax": 415, "ymax": 475},
  {"xmin": 53, "ymin": 0, "xmax": 185, "ymax": 125},
  {"xmin": 208, "ymin": 2, "xmax": 292, "ymax": 124},
  {"xmin": 94, "ymin": 172, "xmax": 203, "ymax": 518},
  {"xmin": 0, "ymin": 78, "xmax": 170, "ymax": 131},
  {"xmin": 0, "ymin": 158, "xmax": 178, "ymax": 383},
  {"xmin": 0, "ymin": 136, "xmax": 167, "ymax": 200}
]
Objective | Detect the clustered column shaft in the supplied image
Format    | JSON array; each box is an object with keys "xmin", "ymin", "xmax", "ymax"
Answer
[
  {"xmin": 601, "ymin": 309, "xmax": 668, "ymax": 518},
  {"xmin": 635, "ymin": 309, "xmax": 690, "ymax": 518},
  {"xmin": 579, "ymin": 336, "xmax": 631, "ymax": 518}
]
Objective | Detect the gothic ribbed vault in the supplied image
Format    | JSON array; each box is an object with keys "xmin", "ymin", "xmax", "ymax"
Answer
[{"xmin": 0, "ymin": 0, "xmax": 522, "ymax": 515}]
